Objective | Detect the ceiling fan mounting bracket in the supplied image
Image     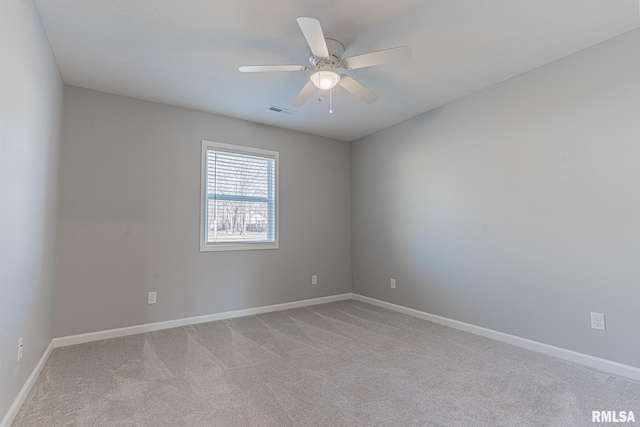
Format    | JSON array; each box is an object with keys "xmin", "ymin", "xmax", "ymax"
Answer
[{"xmin": 308, "ymin": 38, "xmax": 345, "ymax": 69}]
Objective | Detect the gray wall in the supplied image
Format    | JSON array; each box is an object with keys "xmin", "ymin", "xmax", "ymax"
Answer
[
  {"xmin": 54, "ymin": 86, "xmax": 351, "ymax": 337},
  {"xmin": 0, "ymin": 0, "xmax": 63, "ymax": 418},
  {"xmin": 351, "ymin": 29, "xmax": 640, "ymax": 368}
]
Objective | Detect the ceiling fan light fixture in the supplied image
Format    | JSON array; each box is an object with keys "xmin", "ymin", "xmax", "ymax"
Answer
[{"xmin": 310, "ymin": 70, "xmax": 340, "ymax": 90}]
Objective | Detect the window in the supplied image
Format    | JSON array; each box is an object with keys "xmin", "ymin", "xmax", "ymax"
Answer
[{"xmin": 200, "ymin": 140, "xmax": 279, "ymax": 251}]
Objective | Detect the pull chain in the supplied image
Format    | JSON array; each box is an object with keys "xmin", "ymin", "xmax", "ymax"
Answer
[{"xmin": 329, "ymin": 88, "xmax": 333, "ymax": 114}]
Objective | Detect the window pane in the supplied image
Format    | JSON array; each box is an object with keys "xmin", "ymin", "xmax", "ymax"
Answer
[
  {"xmin": 207, "ymin": 199, "xmax": 270, "ymax": 243},
  {"xmin": 205, "ymin": 148, "xmax": 275, "ymax": 245}
]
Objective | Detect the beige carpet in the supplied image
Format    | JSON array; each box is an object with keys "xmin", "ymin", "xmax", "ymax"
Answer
[{"xmin": 12, "ymin": 300, "xmax": 640, "ymax": 426}]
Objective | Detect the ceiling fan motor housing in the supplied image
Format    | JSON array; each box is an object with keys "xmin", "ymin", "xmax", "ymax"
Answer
[{"xmin": 309, "ymin": 38, "xmax": 345, "ymax": 69}]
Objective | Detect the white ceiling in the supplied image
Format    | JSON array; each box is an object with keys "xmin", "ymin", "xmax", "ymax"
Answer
[{"xmin": 35, "ymin": 0, "xmax": 639, "ymax": 141}]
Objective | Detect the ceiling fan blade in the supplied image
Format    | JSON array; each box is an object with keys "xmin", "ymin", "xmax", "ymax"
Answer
[
  {"xmin": 344, "ymin": 45, "xmax": 412, "ymax": 70},
  {"xmin": 291, "ymin": 80, "xmax": 317, "ymax": 107},
  {"xmin": 338, "ymin": 75, "xmax": 379, "ymax": 104},
  {"xmin": 239, "ymin": 65, "xmax": 306, "ymax": 72},
  {"xmin": 297, "ymin": 17, "xmax": 329, "ymax": 58}
]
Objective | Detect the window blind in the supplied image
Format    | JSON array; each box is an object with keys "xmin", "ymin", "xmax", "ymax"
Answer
[{"xmin": 205, "ymin": 148, "xmax": 276, "ymax": 244}]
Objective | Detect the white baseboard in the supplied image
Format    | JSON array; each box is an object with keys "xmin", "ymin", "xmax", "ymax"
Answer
[
  {"xmin": 352, "ymin": 293, "xmax": 640, "ymax": 382},
  {"xmin": 0, "ymin": 341, "xmax": 53, "ymax": 427},
  {"xmin": 52, "ymin": 293, "xmax": 352, "ymax": 348}
]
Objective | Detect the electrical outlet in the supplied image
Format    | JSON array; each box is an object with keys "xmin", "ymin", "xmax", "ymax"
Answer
[
  {"xmin": 591, "ymin": 312, "xmax": 605, "ymax": 331},
  {"xmin": 17, "ymin": 337, "xmax": 23, "ymax": 362},
  {"xmin": 148, "ymin": 291, "xmax": 157, "ymax": 305},
  {"xmin": 311, "ymin": 275, "xmax": 318, "ymax": 285},
  {"xmin": 390, "ymin": 278, "xmax": 396, "ymax": 289}
]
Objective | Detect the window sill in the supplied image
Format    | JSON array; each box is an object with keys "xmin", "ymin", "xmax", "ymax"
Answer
[{"xmin": 199, "ymin": 242, "xmax": 279, "ymax": 252}]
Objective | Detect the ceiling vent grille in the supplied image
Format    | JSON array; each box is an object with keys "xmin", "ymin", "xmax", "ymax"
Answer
[{"xmin": 269, "ymin": 105, "xmax": 296, "ymax": 115}]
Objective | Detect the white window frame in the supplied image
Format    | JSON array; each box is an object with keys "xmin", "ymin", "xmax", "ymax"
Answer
[{"xmin": 199, "ymin": 140, "xmax": 279, "ymax": 252}]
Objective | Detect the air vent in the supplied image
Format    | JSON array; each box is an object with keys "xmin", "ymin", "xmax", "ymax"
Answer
[{"xmin": 269, "ymin": 105, "xmax": 296, "ymax": 115}]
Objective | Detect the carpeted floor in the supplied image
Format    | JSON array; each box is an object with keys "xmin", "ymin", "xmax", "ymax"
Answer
[{"xmin": 12, "ymin": 300, "xmax": 640, "ymax": 426}]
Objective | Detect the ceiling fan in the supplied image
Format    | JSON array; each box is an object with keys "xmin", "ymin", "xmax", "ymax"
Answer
[{"xmin": 239, "ymin": 17, "xmax": 412, "ymax": 110}]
